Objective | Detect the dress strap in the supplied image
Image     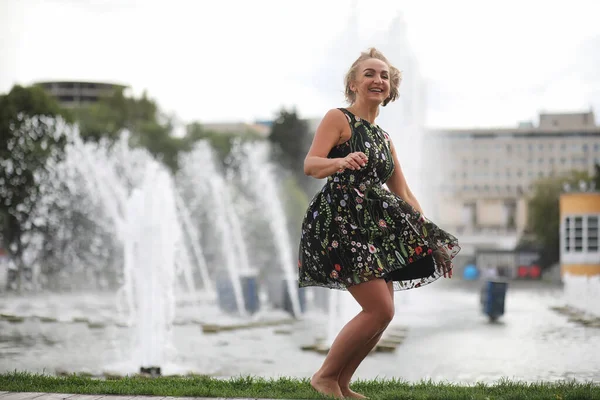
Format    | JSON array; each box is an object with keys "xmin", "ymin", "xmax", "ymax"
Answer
[
  {"xmin": 337, "ymin": 107, "xmax": 354, "ymax": 122},
  {"xmin": 335, "ymin": 108, "xmax": 355, "ymax": 145}
]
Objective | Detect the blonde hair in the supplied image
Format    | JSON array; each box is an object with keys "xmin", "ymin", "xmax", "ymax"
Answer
[{"xmin": 344, "ymin": 47, "xmax": 402, "ymax": 107}]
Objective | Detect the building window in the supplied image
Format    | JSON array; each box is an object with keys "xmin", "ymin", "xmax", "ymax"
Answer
[
  {"xmin": 589, "ymin": 216, "xmax": 599, "ymax": 251},
  {"xmin": 462, "ymin": 202, "xmax": 477, "ymax": 226},
  {"xmin": 574, "ymin": 217, "xmax": 583, "ymax": 251},
  {"xmin": 565, "ymin": 217, "xmax": 571, "ymax": 251},
  {"xmin": 565, "ymin": 215, "xmax": 599, "ymax": 253}
]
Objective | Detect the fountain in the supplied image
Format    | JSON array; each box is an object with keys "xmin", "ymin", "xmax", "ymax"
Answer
[
  {"xmin": 232, "ymin": 141, "xmax": 304, "ymax": 318},
  {"xmin": 176, "ymin": 139, "xmax": 307, "ymax": 318},
  {"xmin": 3, "ymin": 122, "xmax": 217, "ymax": 374},
  {"xmin": 0, "ymin": 113, "xmax": 319, "ymax": 376},
  {"xmin": 64, "ymin": 129, "xmax": 209, "ymax": 373},
  {"xmin": 174, "ymin": 193, "xmax": 214, "ymax": 297},
  {"xmin": 123, "ymin": 162, "xmax": 178, "ymax": 372},
  {"xmin": 177, "ymin": 141, "xmax": 256, "ymax": 317}
]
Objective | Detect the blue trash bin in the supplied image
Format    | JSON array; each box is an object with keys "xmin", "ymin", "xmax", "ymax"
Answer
[
  {"xmin": 241, "ymin": 275, "xmax": 260, "ymax": 315},
  {"xmin": 480, "ymin": 280, "xmax": 508, "ymax": 322},
  {"xmin": 216, "ymin": 274, "xmax": 260, "ymax": 315}
]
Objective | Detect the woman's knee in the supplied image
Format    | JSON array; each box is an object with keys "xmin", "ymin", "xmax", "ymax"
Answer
[
  {"xmin": 377, "ymin": 301, "xmax": 395, "ymax": 326},
  {"xmin": 363, "ymin": 299, "xmax": 394, "ymax": 328},
  {"xmin": 349, "ymin": 279, "xmax": 396, "ymax": 326}
]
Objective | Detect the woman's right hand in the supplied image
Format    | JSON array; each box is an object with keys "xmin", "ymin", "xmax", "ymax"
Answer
[{"xmin": 338, "ymin": 152, "xmax": 368, "ymax": 172}]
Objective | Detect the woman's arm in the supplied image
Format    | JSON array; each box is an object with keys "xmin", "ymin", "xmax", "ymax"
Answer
[
  {"xmin": 303, "ymin": 109, "xmax": 364, "ymax": 179},
  {"xmin": 385, "ymin": 139, "xmax": 425, "ymax": 215}
]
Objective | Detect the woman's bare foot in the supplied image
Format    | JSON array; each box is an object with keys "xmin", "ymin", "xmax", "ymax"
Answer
[
  {"xmin": 340, "ymin": 387, "xmax": 368, "ymax": 399},
  {"xmin": 311, "ymin": 374, "xmax": 343, "ymax": 398}
]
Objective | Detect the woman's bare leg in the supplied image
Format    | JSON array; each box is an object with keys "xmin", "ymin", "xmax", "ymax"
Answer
[
  {"xmin": 310, "ymin": 279, "xmax": 395, "ymax": 399},
  {"xmin": 338, "ymin": 281, "xmax": 394, "ymax": 398}
]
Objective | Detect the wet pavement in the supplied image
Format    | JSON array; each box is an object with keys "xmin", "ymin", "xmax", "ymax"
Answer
[{"xmin": 0, "ymin": 280, "xmax": 598, "ymax": 383}]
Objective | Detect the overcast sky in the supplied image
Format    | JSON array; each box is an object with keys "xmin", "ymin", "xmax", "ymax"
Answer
[{"xmin": 1, "ymin": 0, "xmax": 599, "ymax": 128}]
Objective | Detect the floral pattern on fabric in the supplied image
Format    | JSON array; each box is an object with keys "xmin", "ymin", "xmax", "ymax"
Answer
[{"xmin": 298, "ymin": 108, "xmax": 460, "ymax": 291}]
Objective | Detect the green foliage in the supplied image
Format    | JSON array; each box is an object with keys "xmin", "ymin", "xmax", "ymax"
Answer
[
  {"xmin": 74, "ymin": 89, "xmax": 185, "ymax": 171},
  {"xmin": 74, "ymin": 89, "xmax": 153, "ymax": 141},
  {"xmin": 1, "ymin": 372, "xmax": 599, "ymax": 400},
  {"xmin": 0, "ymin": 85, "xmax": 71, "ymax": 268},
  {"xmin": 268, "ymin": 107, "xmax": 314, "ymax": 194},
  {"xmin": 1, "ymin": 85, "xmax": 72, "ymax": 123},
  {"xmin": 280, "ymin": 176, "xmax": 310, "ymax": 244},
  {"xmin": 527, "ymin": 169, "xmax": 593, "ymax": 268},
  {"xmin": 131, "ymin": 119, "xmax": 182, "ymax": 172}
]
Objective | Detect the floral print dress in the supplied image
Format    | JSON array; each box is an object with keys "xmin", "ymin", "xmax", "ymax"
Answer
[{"xmin": 298, "ymin": 108, "xmax": 460, "ymax": 291}]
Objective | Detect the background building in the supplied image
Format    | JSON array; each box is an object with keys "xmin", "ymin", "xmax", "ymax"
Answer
[
  {"xmin": 200, "ymin": 121, "xmax": 271, "ymax": 138},
  {"xmin": 35, "ymin": 81, "xmax": 127, "ymax": 108},
  {"xmin": 426, "ymin": 110, "xmax": 600, "ymax": 236},
  {"xmin": 420, "ymin": 110, "xmax": 600, "ymax": 274},
  {"xmin": 560, "ymin": 190, "xmax": 600, "ymax": 316}
]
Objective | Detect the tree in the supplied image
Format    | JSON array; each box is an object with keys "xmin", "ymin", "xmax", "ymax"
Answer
[
  {"xmin": 594, "ymin": 163, "xmax": 600, "ymax": 190},
  {"xmin": 268, "ymin": 107, "xmax": 314, "ymax": 194},
  {"xmin": 527, "ymin": 170, "xmax": 592, "ymax": 268},
  {"xmin": 74, "ymin": 89, "xmax": 186, "ymax": 171},
  {"xmin": 0, "ymin": 85, "xmax": 72, "ymax": 289}
]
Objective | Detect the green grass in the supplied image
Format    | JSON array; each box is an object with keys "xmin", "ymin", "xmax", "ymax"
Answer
[{"xmin": 0, "ymin": 372, "xmax": 599, "ymax": 399}]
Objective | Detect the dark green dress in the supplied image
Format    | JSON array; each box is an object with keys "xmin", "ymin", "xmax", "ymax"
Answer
[{"xmin": 298, "ymin": 108, "xmax": 460, "ymax": 291}]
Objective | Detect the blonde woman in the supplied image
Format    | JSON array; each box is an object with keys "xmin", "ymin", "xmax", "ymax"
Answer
[{"xmin": 298, "ymin": 48, "xmax": 460, "ymax": 398}]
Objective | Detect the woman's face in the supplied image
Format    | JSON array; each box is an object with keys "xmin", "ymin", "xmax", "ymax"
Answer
[{"xmin": 351, "ymin": 58, "xmax": 390, "ymax": 105}]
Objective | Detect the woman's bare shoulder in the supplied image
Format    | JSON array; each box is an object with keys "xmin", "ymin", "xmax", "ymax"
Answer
[{"xmin": 318, "ymin": 108, "xmax": 349, "ymax": 128}]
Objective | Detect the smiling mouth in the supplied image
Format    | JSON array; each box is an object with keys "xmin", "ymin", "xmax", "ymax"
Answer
[{"xmin": 369, "ymin": 88, "xmax": 383, "ymax": 93}]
